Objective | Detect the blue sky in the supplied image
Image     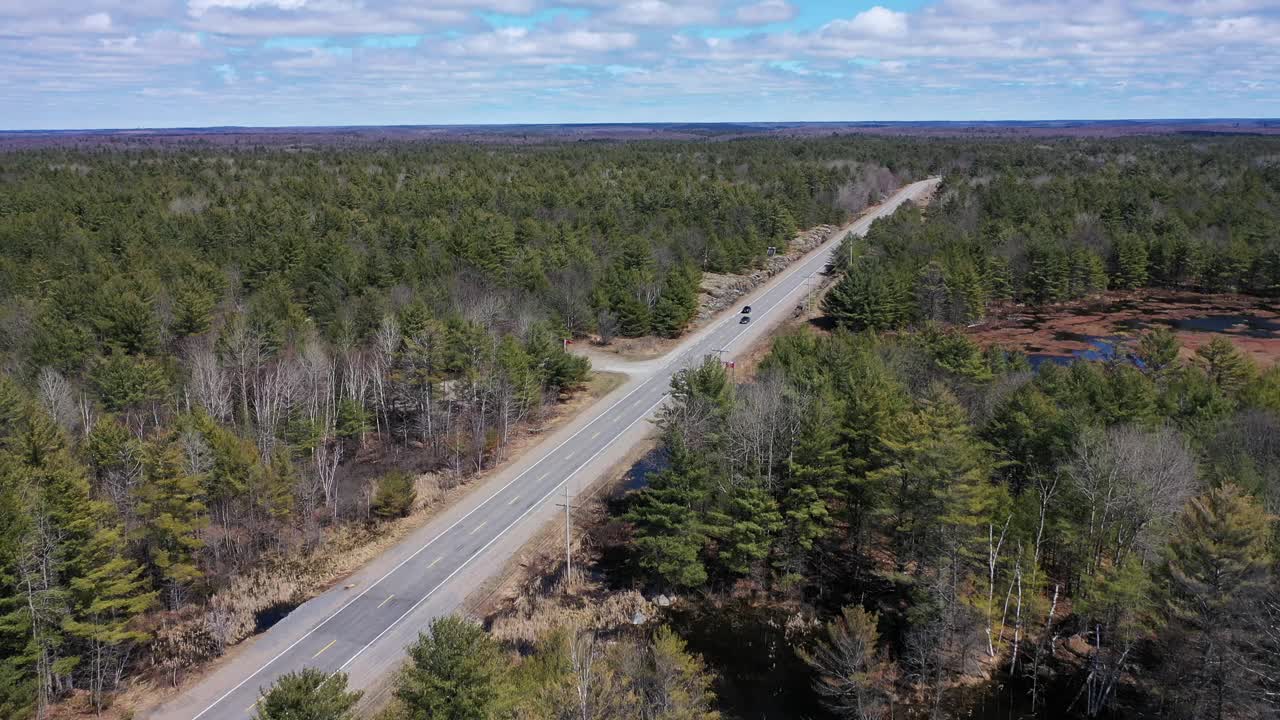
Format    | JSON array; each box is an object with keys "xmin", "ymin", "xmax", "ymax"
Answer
[{"xmin": 2, "ymin": 0, "xmax": 1278, "ymax": 130}]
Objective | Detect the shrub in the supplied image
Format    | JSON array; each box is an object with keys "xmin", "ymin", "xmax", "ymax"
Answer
[{"xmin": 371, "ymin": 470, "xmax": 417, "ymax": 520}]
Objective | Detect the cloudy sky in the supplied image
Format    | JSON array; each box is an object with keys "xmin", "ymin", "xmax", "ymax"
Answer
[{"xmin": 2, "ymin": 0, "xmax": 1278, "ymax": 129}]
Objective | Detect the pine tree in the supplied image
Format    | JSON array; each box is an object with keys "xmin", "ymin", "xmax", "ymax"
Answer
[
  {"xmin": 707, "ymin": 482, "xmax": 783, "ymax": 577},
  {"xmin": 1194, "ymin": 337, "xmax": 1253, "ymax": 394},
  {"xmin": 397, "ymin": 615, "xmax": 507, "ymax": 720},
  {"xmin": 823, "ymin": 260, "xmax": 908, "ymax": 332},
  {"xmin": 652, "ymin": 273, "xmax": 693, "ymax": 338},
  {"xmin": 868, "ymin": 383, "xmax": 1001, "ymax": 572},
  {"xmin": 171, "ymin": 285, "xmax": 216, "ymax": 339},
  {"xmin": 626, "ymin": 437, "xmax": 711, "ymax": 589},
  {"xmin": 638, "ymin": 627, "xmax": 720, "ymax": 720},
  {"xmin": 371, "ymin": 470, "xmax": 416, "ymax": 520},
  {"xmin": 1112, "ymin": 234, "xmax": 1150, "ymax": 290},
  {"xmin": 134, "ymin": 436, "xmax": 208, "ymax": 609},
  {"xmin": 63, "ymin": 524, "xmax": 156, "ymax": 712},
  {"xmin": 837, "ymin": 346, "xmax": 912, "ymax": 535},
  {"xmin": 1160, "ymin": 483, "xmax": 1273, "ymax": 720},
  {"xmin": 787, "ymin": 391, "xmax": 846, "ymax": 500},
  {"xmin": 615, "ymin": 292, "xmax": 652, "ymax": 337},
  {"xmin": 1023, "ymin": 242, "xmax": 1069, "ymax": 304},
  {"xmin": 799, "ymin": 606, "xmax": 892, "ymax": 720},
  {"xmin": 1135, "ymin": 328, "xmax": 1181, "ymax": 376},
  {"xmin": 915, "ymin": 261, "xmax": 950, "ymax": 323},
  {"xmin": 255, "ymin": 669, "xmax": 362, "ymax": 720},
  {"xmin": 0, "ymin": 453, "xmax": 37, "ymax": 719},
  {"xmin": 776, "ymin": 392, "xmax": 844, "ymax": 576},
  {"xmin": 5, "ymin": 402, "xmax": 96, "ymax": 714}
]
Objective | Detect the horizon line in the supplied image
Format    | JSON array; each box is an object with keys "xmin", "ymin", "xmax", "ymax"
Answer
[{"xmin": 3, "ymin": 117, "xmax": 1279, "ymax": 135}]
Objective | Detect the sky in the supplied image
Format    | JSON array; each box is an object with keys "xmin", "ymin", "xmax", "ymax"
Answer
[{"xmin": 2, "ymin": 0, "xmax": 1279, "ymax": 130}]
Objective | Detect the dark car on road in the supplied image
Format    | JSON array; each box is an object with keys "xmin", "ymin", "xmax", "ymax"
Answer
[
  {"xmin": 739, "ymin": 316, "xmax": 751, "ymax": 324},
  {"xmin": 741, "ymin": 305, "xmax": 751, "ymax": 314}
]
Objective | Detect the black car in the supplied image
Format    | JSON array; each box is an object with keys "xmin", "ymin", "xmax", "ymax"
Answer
[
  {"xmin": 741, "ymin": 305, "xmax": 751, "ymax": 314},
  {"xmin": 739, "ymin": 316, "xmax": 751, "ymax": 324}
]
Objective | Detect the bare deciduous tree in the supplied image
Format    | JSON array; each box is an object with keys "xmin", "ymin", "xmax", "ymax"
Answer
[
  {"xmin": 726, "ymin": 370, "xmax": 803, "ymax": 491},
  {"xmin": 36, "ymin": 367, "xmax": 78, "ymax": 435},
  {"xmin": 1067, "ymin": 425, "xmax": 1197, "ymax": 572},
  {"xmin": 185, "ymin": 343, "xmax": 232, "ymax": 422}
]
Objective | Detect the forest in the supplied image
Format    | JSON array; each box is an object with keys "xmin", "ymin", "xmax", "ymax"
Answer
[
  {"xmin": 0, "ymin": 137, "xmax": 905, "ymax": 717},
  {"xmin": 603, "ymin": 135, "xmax": 1280, "ymax": 719},
  {"xmin": 1, "ymin": 133, "xmax": 1279, "ymax": 719}
]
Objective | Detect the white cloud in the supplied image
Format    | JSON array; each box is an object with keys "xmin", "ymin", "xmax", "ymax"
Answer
[
  {"xmin": 4, "ymin": 0, "xmax": 1280, "ymax": 128},
  {"xmin": 1137, "ymin": 0, "xmax": 1280, "ymax": 15},
  {"xmin": 81, "ymin": 12, "xmax": 113, "ymax": 31},
  {"xmin": 829, "ymin": 6, "xmax": 909, "ymax": 38},
  {"xmin": 188, "ymin": 0, "xmax": 309, "ymax": 18},
  {"xmin": 447, "ymin": 25, "xmax": 635, "ymax": 58},
  {"xmin": 606, "ymin": 0, "xmax": 720, "ymax": 27},
  {"xmin": 734, "ymin": 0, "xmax": 794, "ymax": 25}
]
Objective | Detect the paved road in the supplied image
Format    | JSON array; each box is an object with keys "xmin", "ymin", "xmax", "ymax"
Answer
[{"xmin": 153, "ymin": 177, "xmax": 939, "ymax": 720}]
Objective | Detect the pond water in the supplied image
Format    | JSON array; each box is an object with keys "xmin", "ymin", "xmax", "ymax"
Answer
[
  {"xmin": 1160, "ymin": 313, "xmax": 1280, "ymax": 338},
  {"xmin": 1027, "ymin": 332, "xmax": 1134, "ymax": 369},
  {"xmin": 667, "ymin": 602, "xmax": 828, "ymax": 720}
]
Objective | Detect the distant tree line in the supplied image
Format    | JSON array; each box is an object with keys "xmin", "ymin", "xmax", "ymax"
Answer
[{"xmin": 825, "ymin": 140, "xmax": 1280, "ymax": 331}]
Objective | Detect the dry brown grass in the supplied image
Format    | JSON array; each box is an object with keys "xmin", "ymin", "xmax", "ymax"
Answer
[{"xmin": 90, "ymin": 371, "xmax": 628, "ymax": 720}]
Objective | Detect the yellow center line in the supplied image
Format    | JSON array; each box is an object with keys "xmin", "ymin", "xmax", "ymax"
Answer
[
  {"xmin": 590, "ymin": 430, "xmax": 601, "ymax": 440},
  {"xmin": 537, "ymin": 471, "xmax": 550, "ymax": 481},
  {"xmin": 245, "ymin": 698, "xmax": 261, "ymax": 713},
  {"xmin": 508, "ymin": 495, "xmax": 520, "ymax": 505},
  {"xmin": 376, "ymin": 594, "xmax": 395, "ymax": 609},
  {"xmin": 311, "ymin": 639, "xmax": 336, "ymax": 659},
  {"xmin": 470, "ymin": 521, "xmax": 487, "ymax": 535},
  {"xmin": 428, "ymin": 556, "xmax": 443, "ymax": 568}
]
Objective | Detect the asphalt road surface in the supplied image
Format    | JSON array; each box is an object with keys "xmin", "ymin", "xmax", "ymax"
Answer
[{"xmin": 152, "ymin": 177, "xmax": 939, "ymax": 720}]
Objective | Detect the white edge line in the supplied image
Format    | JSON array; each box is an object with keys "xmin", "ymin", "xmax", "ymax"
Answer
[
  {"xmin": 335, "ymin": 392, "xmax": 670, "ymax": 674},
  {"xmin": 186, "ymin": 179, "xmax": 931, "ymax": 720},
  {"xmin": 188, "ymin": 372, "xmax": 663, "ymax": 719}
]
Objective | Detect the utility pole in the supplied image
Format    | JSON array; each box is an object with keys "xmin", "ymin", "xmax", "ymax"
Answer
[
  {"xmin": 564, "ymin": 481, "xmax": 571, "ymax": 580},
  {"xmin": 555, "ymin": 481, "xmax": 581, "ymax": 593}
]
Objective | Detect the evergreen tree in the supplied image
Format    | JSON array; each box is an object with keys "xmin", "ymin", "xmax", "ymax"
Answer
[
  {"xmin": 707, "ymin": 482, "xmax": 783, "ymax": 577},
  {"xmin": 0, "ymin": 454, "xmax": 37, "ymax": 719},
  {"xmin": 171, "ymin": 285, "xmax": 216, "ymax": 339},
  {"xmin": 777, "ymin": 391, "xmax": 844, "ymax": 574},
  {"xmin": 626, "ymin": 437, "xmax": 711, "ymax": 589},
  {"xmin": 1160, "ymin": 483, "xmax": 1273, "ymax": 720},
  {"xmin": 1135, "ymin": 327, "xmax": 1181, "ymax": 376},
  {"xmin": 63, "ymin": 524, "xmax": 156, "ymax": 712},
  {"xmin": 371, "ymin": 470, "xmax": 416, "ymax": 520},
  {"xmin": 868, "ymin": 383, "xmax": 1001, "ymax": 571},
  {"xmin": 636, "ymin": 627, "xmax": 720, "ymax": 720},
  {"xmin": 1194, "ymin": 337, "xmax": 1252, "ymax": 394},
  {"xmin": 91, "ymin": 350, "xmax": 168, "ymax": 412},
  {"xmin": 397, "ymin": 615, "xmax": 507, "ymax": 720},
  {"xmin": 255, "ymin": 669, "xmax": 362, "ymax": 720},
  {"xmin": 799, "ymin": 606, "xmax": 892, "ymax": 720},
  {"xmin": 134, "ymin": 436, "xmax": 208, "ymax": 609},
  {"xmin": 615, "ymin": 291, "xmax": 652, "ymax": 337},
  {"xmin": 1112, "ymin": 234, "xmax": 1150, "ymax": 290},
  {"xmin": 823, "ymin": 259, "xmax": 908, "ymax": 332}
]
